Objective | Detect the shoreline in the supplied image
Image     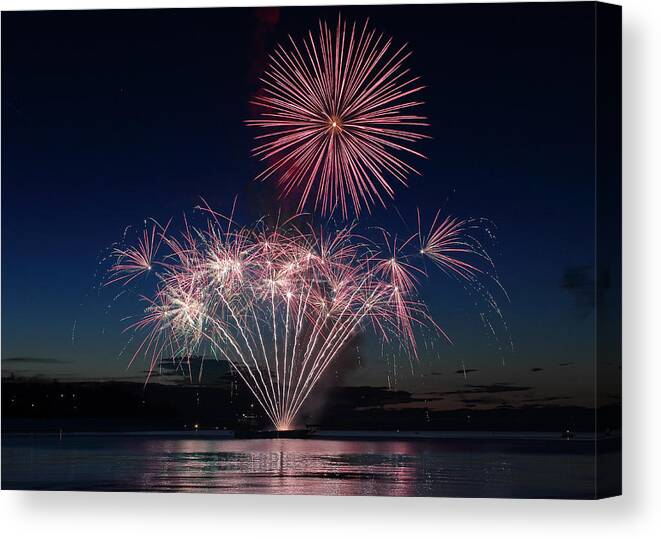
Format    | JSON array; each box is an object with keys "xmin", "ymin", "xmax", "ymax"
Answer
[{"xmin": 1, "ymin": 428, "xmax": 621, "ymax": 442}]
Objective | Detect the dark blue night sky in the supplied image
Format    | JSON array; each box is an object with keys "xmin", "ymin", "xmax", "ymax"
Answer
[{"xmin": 1, "ymin": 3, "xmax": 619, "ymax": 408}]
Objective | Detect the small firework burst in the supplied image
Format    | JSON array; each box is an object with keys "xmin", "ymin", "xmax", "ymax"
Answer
[{"xmin": 105, "ymin": 225, "xmax": 158, "ymax": 286}]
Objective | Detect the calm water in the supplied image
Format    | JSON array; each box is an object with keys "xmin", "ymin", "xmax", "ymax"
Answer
[{"xmin": 1, "ymin": 433, "xmax": 614, "ymax": 498}]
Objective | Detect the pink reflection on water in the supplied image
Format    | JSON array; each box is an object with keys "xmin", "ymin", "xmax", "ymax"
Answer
[{"xmin": 136, "ymin": 438, "xmax": 422, "ymax": 496}]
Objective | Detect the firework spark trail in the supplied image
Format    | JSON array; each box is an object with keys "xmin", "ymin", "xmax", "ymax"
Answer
[
  {"xmin": 107, "ymin": 207, "xmax": 503, "ymax": 431},
  {"xmin": 247, "ymin": 16, "xmax": 429, "ymax": 218},
  {"xmin": 105, "ymin": 220, "xmax": 171, "ymax": 286},
  {"xmin": 418, "ymin": 208, "xmax": 512, "ymax": 353}
]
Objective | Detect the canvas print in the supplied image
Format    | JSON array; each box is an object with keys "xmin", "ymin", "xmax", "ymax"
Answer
[{"xmin": 1, "ymin": 2, "xmax": 621, "ymax": 498}]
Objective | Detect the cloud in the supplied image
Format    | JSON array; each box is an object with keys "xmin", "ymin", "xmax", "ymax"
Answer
[
  {"xmin": 465, "ymin": 383, "xmax": 532, "ymax": 394},
  {"xmin": 151, "ymin": 356, "xmax": 233, "ymax": 384},
  {"xmin": 460, "ymin": 397, "xmax": 501, "ymax": 405},
  {"xmin": 561, "ymin": 266, "xmax": 595, "ymax": 316},
  {"xmin": 2, "ymin": 357, "xmax": 70, "ymax": 365},
  {"xmin": 433, "ymin": 383, "xmax": 533, "ymax": 396},
  {"xmin": 521, "ymin": 396, "xmax": 571, "ymax": 403}
]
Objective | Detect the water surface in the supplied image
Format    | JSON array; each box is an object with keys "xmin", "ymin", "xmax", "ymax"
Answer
[{"xmin": 2, "ymin": 433, "xmax": 613, "ymax": 498}]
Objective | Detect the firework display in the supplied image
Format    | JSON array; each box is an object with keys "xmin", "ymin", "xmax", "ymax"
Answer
[
  {"xmin": 108, "ymin": 207, "xmax": 497, "ymax": 430},
  {"xmin": 247, "ymin": 16, "xmax": 429, "ymax": 218},
  {"xmin": 3, "ymin": 3, "xmax": 622, "ymax": 501},
  {"xmin": 108, "ymin": 17, "xmax": 501, "ymax": 432}
]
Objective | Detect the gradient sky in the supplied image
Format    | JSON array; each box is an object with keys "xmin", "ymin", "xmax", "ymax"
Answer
[{"xmin": 1, "ymin": 3, "xmax": 620, "ymax": 409}]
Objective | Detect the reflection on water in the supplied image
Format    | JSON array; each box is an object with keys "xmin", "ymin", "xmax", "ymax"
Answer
[{"xmin": 2, "ymin": 434, "xmax": 607, "ymax": 498}]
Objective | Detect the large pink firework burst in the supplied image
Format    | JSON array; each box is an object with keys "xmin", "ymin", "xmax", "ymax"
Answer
[
  {"xmin": 107, "ymin": 205, "xmax": 504, "ymax": 431},
  {"xmin": 247, "ymin": 16, "xmax": 429, "ymax": 218}
]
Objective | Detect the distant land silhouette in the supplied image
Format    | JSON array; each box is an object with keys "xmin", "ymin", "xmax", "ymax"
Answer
[{"xmin": 2, "ymin": 375, "xmax": 620, "ymax": 434}]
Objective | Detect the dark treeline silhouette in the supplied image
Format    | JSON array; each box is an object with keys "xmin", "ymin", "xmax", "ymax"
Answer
[{"xmin": 2, "ymin": 376, "xmax": 620, "ymax": 433}]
